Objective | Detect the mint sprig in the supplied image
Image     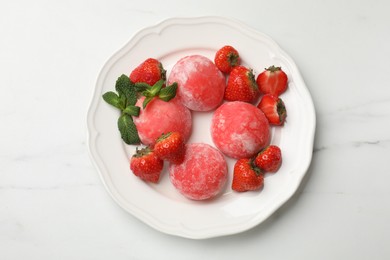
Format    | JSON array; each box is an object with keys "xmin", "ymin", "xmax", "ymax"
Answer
[
  {"xmin": 138, "ymin": 80, "xmax": 178, "ymax": 109},
  {"xmin": 159, "ymin": 82, "xmax": 177, "ymax": 102},
  {"xmin": 118, "ymin": 114, "xmax": 140, "ymax": 144},
  {"xmin": 102, "ymin": 74, "xmax": 140, "ymax": 145},
  {"xmin": 115, "ymin": 74, "xmax": 137, "ymax": 106}
]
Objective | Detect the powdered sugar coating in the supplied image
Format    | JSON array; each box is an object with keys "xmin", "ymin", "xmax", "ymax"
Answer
[
  {"xmin": 169, "ymin": 143, "xmax": 228, "ymax": 200},
  {"xmin": 168, "ymin": 55, "xmax": 226, "ymax": 111},
  {"xmin": 211, "ymin": 101, "xmax": 270, "ymax": 159},
  {"xmin": 133, "ymin": 97, "xmax": 192, "ymax": 146}
]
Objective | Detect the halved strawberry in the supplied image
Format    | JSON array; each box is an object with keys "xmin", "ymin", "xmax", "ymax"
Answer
[
  {"xmin": 256, "ymin": 65, "xmax": 288, "ymax": 96},
  {"xmin": 129, "ymin": 58, "xmax": 166, "ymax": 86},
  {"xmin": 224, "ymin": 66, "xmax": 259, "ymax": 103},
  {"xmin": 232, "ymin": 158, "xmax": 264, "ymax": 192},
  {"xmin": 254, "ymin": 145, "xmax": 282, "ymax": 172},
  {"xmin": 257, "ymin": 94, "xmax": 287, "ymax": 125},
  {"xmin": 214, "ymin": 45, "xmax": 241, "ymax": 74},
  {"xmin": 130, "ymin": 147, "xmax": 164, "ymax": 183},
  {"xmin": 154, "ymin": 132, "xmax": 185, "ymax": 164}
]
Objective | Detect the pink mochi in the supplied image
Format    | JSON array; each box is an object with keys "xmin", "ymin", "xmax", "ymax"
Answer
[
  {"xmin": 168, "ymin": 55, "xmax": 226, "ymax": 111},
  {"xmin": 169, "ymin": 143, "xmax": 228, "ymax": 200},
  {"xmin": 211, "ymin": 101, "xmax": 270, "ymax": 159},
  {"xmin": 133, "ymin": 97, "xmax": 192, "ymax": 146}
]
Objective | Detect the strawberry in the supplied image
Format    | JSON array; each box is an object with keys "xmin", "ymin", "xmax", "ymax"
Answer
[
  {"xmin": 254, "ymin": 145, "xmax": 282, "ymax": 172},
  {"xmin": 214, "ymin": 45, "xmax": 241, "ymax": 74},
  {"xmin": 232, "ymin": 158, "xmax": 264, "ymax": 192},
  {"xmin": 130, "ymin": 147, "xmax": 164, "ymax": 183},
  {"xmin": 257, "ymin": 94, "xmax": 287, "ymax": 125},
  {"xmin": 154, "ymin": 132, "xmax": 185, "ymax": 164},
  {"xmin": 224, "ymin": 66, "xmax": 260, "ymax": 103},
  {"xmin": 256, "ymin": 65, "xmax": 288, "ymax": 96},
  {"xmin": 129, "ymin": 58, "xmax": 166, "ymax": 86}
]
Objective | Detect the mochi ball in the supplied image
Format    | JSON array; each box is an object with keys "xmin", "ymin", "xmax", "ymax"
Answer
[
  {"xmin": 133, "ymin": 97, "xmax": 192, "ymax": 146},
  {"xmin": 211, "ymin": 101, "xmax": 270, "ymax": 159},
  {"xmin": 169, "ymin": 143, "xmax": 228, "ymax": 200},
  {"xmin": 168, "ymin": 55, "xmax": 226, "ymax": 111}
]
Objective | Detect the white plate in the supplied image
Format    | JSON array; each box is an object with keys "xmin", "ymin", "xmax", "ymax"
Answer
[{"xmin": 87, "ymin": 16, "xmax": 316, "ymax": 239}]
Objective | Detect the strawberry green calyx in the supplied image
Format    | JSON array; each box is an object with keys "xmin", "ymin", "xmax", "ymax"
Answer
[
  {"xmin": 156, "ymin": 132, "xmax": 172, "ymax": 143},
  {"xmin": 277, "ymin": 98, "xmax": 287, "ymax": 122},
  {"xmin": 159, "ymin": 62, "xmax": 167, "ymax": 81},
  {"xmin": 248, "ymin": 69, "xmax": 257, "ymax": 89},
  {"xmin": 266, "ymin": 65, "xmax": 282, "ymax": 72},
  {"xmin": 133, "ymin": 146, "xmax": 152, "ymax": 158},
  {"xmin": 228, "ymin": 52, "xmax": 240, "ymax": 66},
  {"xmin": 249, "ymin": 158, "xmax": 262, "ymax": 176}
]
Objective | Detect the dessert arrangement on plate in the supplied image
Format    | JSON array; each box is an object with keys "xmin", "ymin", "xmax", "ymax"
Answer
[
  {"xmin": 87, "ymin": 16, "xmax": 315, "ymax": 239},
  {"xmin": 102, "ymin": 46, "xmax": 288, "ymax": 200}
]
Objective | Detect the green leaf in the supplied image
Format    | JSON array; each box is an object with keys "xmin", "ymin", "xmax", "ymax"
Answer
[
  {"xmin": 123, "ymin": 105, "xmax": 140, "ymax": 117},
  {"xmin": 117, "ymin": 114, "xmax": 140, "ymax": 144},
  {"xmin": 102, "ymin": 91, "xmax": 123, "ymax": 109},
  {"xmin": 150, "ymin": 80, "xmax": 164, "ymax": 96},
  {"xmin": 158, "ymin": 82, "xmax": 177, "ymax": 102},
  {"xmin": 143, "ymin": 96, "xmax": 154, "ymax": 109},
  {"xmin": 142, "ymin": 79, "xmax": 163, "ymax": 98},
  {"xmin": 134, "ymin": 82, "xmax": 150, "ymax": 93},
  {"xmin": 119, "ymin": 94, "xmax": 127, "ymax": 109},
  {"xmin": 115, "ymin": 74, "xmax": 137, "ymax": 106}
]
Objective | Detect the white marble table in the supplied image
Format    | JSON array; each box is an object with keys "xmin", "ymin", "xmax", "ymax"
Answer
[{"xmin": 1, "ymin": 0, "xmax": 390, "ymax": 259}]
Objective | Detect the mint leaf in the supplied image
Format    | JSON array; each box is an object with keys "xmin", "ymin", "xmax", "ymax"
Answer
[
  {"xmin": 123, "ymin": 105, "xmax": 140, "ymax": 117},
  {"xmin": 134, "ymin": 82, "xmax": 150, "ymax": 93},
  {"xmin": 102, "ymin": 75, "xmax": 142, "ymax": 146},
  {"xmin": 102, "ymin": 91, "xmax": 124, "ymax": 109},
  {"xmin": 149, "ymin": 80, "xmax": 164, "ymax": 96},
  {"xmin": 118, "ymin": 114, "xmax": 140, "ymax": 144},
  {"xmin": 159, "ymin": 82, "xmax": 177, "ymax": 102},
  {"xmin": 143, "ymin": 96, "xmax": 154, "ymax": 109},
  {"xmin": 142, "ymin": 80, "xmax": 163, "ymax": 98},
  {"xmin": 115, "ymin": 74, "xmax": 137, "ymax": 106}
]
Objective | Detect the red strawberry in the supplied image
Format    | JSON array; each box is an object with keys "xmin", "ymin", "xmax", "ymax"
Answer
[
  {"xmin": 224, "ymin": 66, "xmax": 260, "ymax": 103},
  {"xmin": 232, "ymin": 158, "xmax": 264, "ymax": 192},
  {"xmin": 130, "ymin": 147, "xmax": 164, "ymax": 183},
  {"xmin": 214, "ymin": 45, "xmax": 241, "ymax": 74},
  {"xmin": 254, "ymin": 145, "xmax": 282, "ymax": 172},
  {"xmin": 256, "ymin": 65, "xmax": 288, "ymax": 96},
  {"xmin": 154, "ymin": 132, "xmax": 185, "ymax": 164},
  {"xmin": 129, "ymin": 58, "xmax": 166, "ymax": 86},
  {"xmin": 257, "ymin": 94, "xmax": 287, "ymax": 125}
]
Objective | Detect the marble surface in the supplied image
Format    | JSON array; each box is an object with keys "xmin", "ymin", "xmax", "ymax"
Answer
[{"xmin": 1, "ymin": 0, "xmax": 390, "ymax": 259}]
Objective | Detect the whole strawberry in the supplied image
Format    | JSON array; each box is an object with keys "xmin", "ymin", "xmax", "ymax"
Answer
[
  {"xmin": 232, "ymin": 158, "xmax": 264, "ymax": 192},
  {"xmin": 129, "ymin": 58, "xmax": 166, "ymax": 86},
  {"xmin": 256, "ymin": 65, "xmax": 288, "ymax": 96},
  {"xmin": 130, "ymin": 147, "xmax": 164, "ymax": 183},
  {"xmin": 154, "ymin": 132, "xmax": 185, "ymax": 164},
  {"xmin": 254, "ymin": 145, "xmax": 282, "ymax": 173},
  {"xmin": 224, "ymin": 66, "xmax": 260, "ymax": 103},
  {"xmin": 214, "ymin": 45, "xmax": 241, "ymax": 74},
  {"xmin": 257, "ymin": 94, "xmax": 287, "ymax": 125}
]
